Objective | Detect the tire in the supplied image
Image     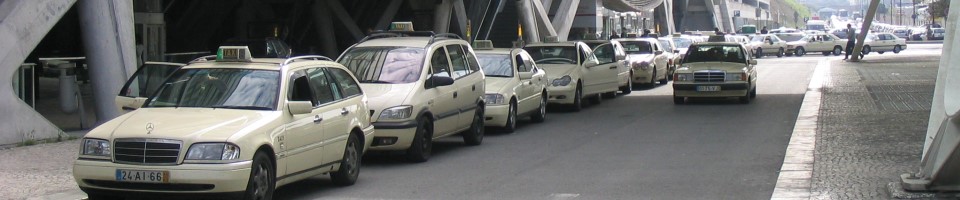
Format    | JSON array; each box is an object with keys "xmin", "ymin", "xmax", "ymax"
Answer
[
  {"xmin": 569, "ymin": 84, "xmax": 583, "ymax": 112},
  {"xmin": 750, "ymin": 87, "xmax": 757, "ymax": 98},
  {"xmin": 658, "ymin": 68, "xmax": 669, "ymax": 84},
  {"xmin": 755, "ymin": 48, "xmax": 764, "ymax": 58},
  {"xmin": 673, "ymin": 95, "xmax": 684, "ymax": 104},
  {"xmin": 620, "ymin": 74, "xmax": 633, "ymax": 94},
  {"xmin": 833, "ymin": 46, "xmax": 843, "ymax": 55},
  {"xmin": 530, "ymin": 92, "xmax": 546, "ymax": 123},
  {"xmin": 893, "ymin": 45, "xmax": 902, "ymax": 53},
  {"xmin": 502, "ymin": 101, "xmax": 517, "ymax": 133},
  {"xmin": 462, "ymin": 106, "xmax": 484, "ymax": 146},
  {"xmin": 649, "ymin": 68, "xmax": 657, "ymax": 85},
  {"xmin": 795, "ymin": 47, "xmax": 805, "ymax": 57},
  {"xmin": 330, "ymin": 133, "xmax": 361, "ymax": 186},
  {"xmin": 405, "ymin": 117, "xmax": 432, "ymax": 162},
  {"xmin": 862, "ymin": 46, "xmax": 871, "ymax": 55},
  {"xmin": 243, "ymin": 152, "xmax": 275, "ymax": 200},
  {"xmin": 777, "ymin": 48, "xmax": 785, "ymax": 57},
  {"xmin": 822, "ymin": 51, "xmax": 830, "ymax": 56}
]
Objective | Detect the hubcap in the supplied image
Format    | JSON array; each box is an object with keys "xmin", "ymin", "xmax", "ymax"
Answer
[
  {"xmin": 345, "ymin": 140, "xmax": 358, "ymax": 175},
  {"xmin": 508, "ymin": 103, "xmax": 516, "ymax": 128},
  {"xmin": 540, "ymin": 96, "xmax": 546, "ymax": 116},
  {"xmin": 253, "ymin": 164, "xmax": 268, "ymax": 199}
]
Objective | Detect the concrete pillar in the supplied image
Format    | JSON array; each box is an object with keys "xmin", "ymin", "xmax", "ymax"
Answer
[
  {"xmin": 518, "ymin": 0, "xmax": 541, "ymax": 43},
  {"xmin": 78, "ymin": 0, "xmax": 138, "ymax": 125},
  {"xmin": 434, "ymin": 0, "xmax": 453, "ymax": 33},
  {"xmin": 550, "ymin": 0, "xmax": 579, "ymax": 40},
  {"xmin": 850, "ymin": 0, "xmax": 880, "ymax": 62},
  {"xmin": 312, "ymin": 0, "xmax": 338, "ymax": 58},
  {"xmin": 0, "ymin": 0, "xmax": 76, "ymax": 145}
]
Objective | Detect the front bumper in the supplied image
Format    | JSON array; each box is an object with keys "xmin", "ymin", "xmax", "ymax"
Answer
[
  {"xmin": 73, "ymin": 160, "xmax": 252, "ymax": 196},
  {"xmin": 369, "ymin": 120, "xmax": 419, "ymax": 151},
  {"xmin": 484, "ymin": 104, "xmax": 510, "ymax": 127},
  {"xmin": 673, "ymin": 82, "xmax": 750, "ymax": 97},
  {"xmin": 546, "ymin": 85, "xmax": 577, "ymax": 104},
  {"xmin": 632, "ymin": 68, "xmax": 653, "ymax": 83}
]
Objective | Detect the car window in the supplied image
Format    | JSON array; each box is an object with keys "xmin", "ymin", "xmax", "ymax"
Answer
[
  {"xmin": 521, "ymin": 53, "xmax": 537, "ymax": 72},
  {"xmin": 593, "ymin": 44, "xmax": 615, "ymax": 64},
  {"xmin": 306, "ymin": 68, "xmax": 338, "ymax": 105},
  {"xmin": 658, "ymin": 40, "xmax": 674, "ymax": 52},
  {"xmin": 683, "ymin": 45, "xmax": 746, "ymax": 63},
  {"xmin": 463, "ymin": 45, "xmax": 482, "ymax": 72},
  {"xmin": 120, "ymin": 63, "xmax": 181, "ymax": 98},
  {"xmin": 523, "ymin": 46, "xmax": 578, "ymax": 64},
  {"xmin": 430, "ymin": 47, "xmax": 452, "ymax": 78},
  {"xmin": 447, "ymin": 45, "xmax": 471, "ymax": 79},
  {"xmin": 326, "ymin": 68, "xmax": 362, "ymax": 98},
  {"xmin": 477, "ymin": 53, "xmax": 513, "ymax": 77},
  {"xmin": 338, "ymin": 47, "xmax": 425, "ymax": 84},
  {"xmin": 147, "ymin": 68, "xmax": 280, "ymax": 110},
  {"xmin": 289, "ymin": 72, "xmax": 315, "ymax": 105},
  {"xmin": 619, "ymin": 41, "xmax": 654, "ymax": 54},
  {"xmin": 515, "ymin": 54, "xmax": 530, "ymax": 72}
]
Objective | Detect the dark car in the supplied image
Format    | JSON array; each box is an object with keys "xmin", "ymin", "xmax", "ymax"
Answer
[{"xmin": 221, "ymin": 37, "xmax": 292, "ymax": 58}]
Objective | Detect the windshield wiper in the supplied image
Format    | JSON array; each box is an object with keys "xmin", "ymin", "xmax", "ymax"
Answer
[
  {"xmin": 210, "ymin": 105, "xmax": 274, "ymax": 110},
  {"xmin": 359, "ymin": 80, "xmax": 392, "ymax": 83}
]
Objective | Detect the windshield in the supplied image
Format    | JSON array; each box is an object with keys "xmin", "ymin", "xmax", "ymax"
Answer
[
  {"xmin": 672, "ymin": 37, "xmax": 693, "ymax": 48},
  {"xmin": 683, "ymin": 45, "xmax": 746, "ymax": 63},
  {"xmin": 619, "ymin": 41, "xmax": 654, "ymax": 54},
  {"xmin": 777, "ymin": 34, "xmax": 804, "ymax": 42},
  {"xmin": 524, "ymin": 46, "xmax": 578, "ymax": 64},
  {"xmin": 146, "ymin": 68, "xmax": 280, "ymax": 110},
  {"xmin": 658, "ymin": 39, "xmax": 674, "ymax": 52},
  {"xmin": 337, "ymin": 47, "xmax": 425, "ymax": 84},
  {"xmin": 477, "ymin": 54, "xmax": 513, "ymax": 77}
]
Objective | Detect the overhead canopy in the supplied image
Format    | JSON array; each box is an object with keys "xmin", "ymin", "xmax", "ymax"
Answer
[
  {"xmin": 602, "ymin": 0, "xmax": 639, "ymax": 12},
  {"xmin": 624, "ymin": 0, "xmax": 665, "ymax": 12}
]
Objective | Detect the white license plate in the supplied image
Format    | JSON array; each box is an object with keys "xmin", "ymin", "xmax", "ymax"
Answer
[
  {"xmin": 697, "ymin": 86, "xmax": 721, "ymax": 92},
  {"xmin": 116, "ymin": 169, "xmax": 169, "ymax": 183}
]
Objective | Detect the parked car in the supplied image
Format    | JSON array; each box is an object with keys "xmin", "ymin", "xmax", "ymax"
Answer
[
  {"xmin": 337, "ymin": 31, "xmax": 486, "ymax": 162},
  {"xmin": 790, "ymin": 33, "xmax": 846, "ymax": 56},
  {"xmin": 614, "ymin": 38, "xmax": 671, "ymax": 86},
  {"xmin": 869, "ymin": 33, "xmax": 907, "ymax": 54},
  {"xmin": 657, "ymin": 38, "xmax": 683, "ymax": 80},
  {"xmin": 910, "ymin": 28, "xmax": 926, "ymax": 40},
  {"xmin": 774, "ymin": 33, "xmax": 806, "ymax": 56},
  {"xmin": 74, "ymin": 46, "xmax": 374, "ymax": 199},
  {"xmin": 524, "ymin": 41, "xmax": 619, "ymax": 111},
  {"xmin": 929, "ymin": 28, "xmax": 946, "ymax": 40},
  {"xmin": 673, "ymin": 42, "xmax": 758, "ymax": 104},
  {"xmin": 589, "ymin": 40, "xmax": 634, "ymax": 94},
  {"xmin": 892, "ymin": 28, "xmax": 911, "ymax": 39},
  {"xmin": 746, "ymin": 34, "xmax": 787, "ymax": 58},
  {"xmin": 472, "ymin": 41, "xmax": 548, "ymax": 133}
]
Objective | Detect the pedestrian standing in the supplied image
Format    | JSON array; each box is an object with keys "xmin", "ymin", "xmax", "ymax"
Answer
[
  {"xmin": 760, "ymin": 26, "xmax": 769, "ymax": 34},
  {"xmin": 714, "ymin": 27, "xmax": 724, "ymax": 35},
  {"xmin": 844, "ymin": 24, "xmax": 857, "ymax": 60}
]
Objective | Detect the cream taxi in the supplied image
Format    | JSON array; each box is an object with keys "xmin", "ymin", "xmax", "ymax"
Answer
[
  {"xmin": 73, "ymin": 46, "xmax": 375, "ymax": 199},
  {"xmin": 523, "ymin": 40, "xmax": 619, "ymax": 111},
  {"xmin": 336, "ymin": 30, "xmax": 486, "ymax": 162},
  {"xmin": 746, "ymin": 34, "xmax": 787, "ymax": 58},
  {"xmin": 785, "ymin": 33, "xmax": 845, "ymax": 56},
  {"xmin": 614, "ymin": 38, "xmax": 670, "ymax": 86},
  {"xmin": 673, "ymin": 41, "xmax": 758, "ymax": 104},
  {"xmin": 865, "ymin": 33, "xmax": 907, "ymax": 54},
  {"xmin": 473, "ymin": 40, "xmax": 548, "ymax": 133}
]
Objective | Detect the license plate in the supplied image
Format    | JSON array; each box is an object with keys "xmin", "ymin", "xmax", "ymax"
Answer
[
  {"xmin": 697, "ymin": 86, "xmax": 721, "ymax": 92},
  {"xmin": 116, "ymin": 169, "xmax": 169, "ymax": 183}
]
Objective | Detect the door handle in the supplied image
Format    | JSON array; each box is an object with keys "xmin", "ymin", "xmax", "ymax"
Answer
[
  {"xmin": 472, "ymin": 85, "xmax": 476, "ymax": 91},
  {"xmin": 314, "ymin": 115, "xmax": 323, "ymax": 123},
  {"xmin": 609, "ymin": 66, "xmax": 617, "ymax": 69},
  {"xmin": 453, "ymin": 92, "xmax": 458, "ymax": 98},
  {"xmin": 340, "ymin": 108, "xmax": 349, "ymax": 116}
]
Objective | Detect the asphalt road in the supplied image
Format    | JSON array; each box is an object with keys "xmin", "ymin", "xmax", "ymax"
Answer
[{"xmin": 274, "ymin": 55, "xmax": 820, "ymax": 200}]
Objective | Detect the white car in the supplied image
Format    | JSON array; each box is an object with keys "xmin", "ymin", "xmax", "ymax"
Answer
[
  {"xmin": 473, "ymin": 42, "xmax": 548, "ymax": 133},
  {"xmin": 337, "ymin": 31, "xmax": 486, "ymax": 162},
  {"xmin": 74, "ymin": 46, "xmax": 375, "ymax": 199},
  {"xmin": 865, "ymin": 33, "xmax": 907, "ymax": 54},
  {"xmin": 673, "ymin": 42, "xmax": 758, "ymax": 104},
  {"xmin": 746, "ymin": 34, "xmax": 788, "ymax": 58},
  {"xmin": 657, "ymin": 38, "xmax": 683, "ymax": 80},
  {"xmin": 524, "ymin": 41, "xmax": 619, "ymax": 111},
  {"xmin": 614, "ymin": 38, "xmax": 671, "ymax": 86},
  {"xmin": 590, "ymin": 40, "xmax": 634, "ymax": 94},
  {"xmin": 785, "ymin": 33, "xmax": 847, "ymax": 56}
]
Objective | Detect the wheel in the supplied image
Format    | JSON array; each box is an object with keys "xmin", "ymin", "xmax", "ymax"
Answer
[
  {"xmin": 569, "ymin": 84, "xmax": 583, "ymax": 112},
  {"xmin": 878, "ymin": 51, "xmax": 885, "ymax": 54},
  {"xmin": 822, "ymin": 51, "xmax": 830, "ymax": 56},
  {"xmin": 243, "ymin": 152, "xmax": 275, "ymax": 200},
  {"xmin": 777, "ymin": 48, "xmax": 785, "ymax": 57},
  {"xmin": 405, "ymin": 117, "xmax": 432, "ymax": 162},
  {"xmin": 649, "ymin": 68, "xmax": 657, "ymax": 85},
  {"xmin": 501, "ymin": 100, "xmax": 517, "ymax": 133},
  {"xmin": 530, "ymin": 92, "xmax": 546, "ymax": 123},
  {"xmin": 795, "ymin": 47, "xmax": 805, "ymax": 57},
  {"xmin": 331, "ymin": 133, "xmax": 361, "ymax": 186},
  {"xmin": 755, "ymin": 48, "xmax": 764, "ymax": 58},
  {"xmin": 658, "ymin": 69, "xmax": 669, "ymax": 84},
  {"xmin": 620, "ymin": 74, "xmax": 633, "ymax": 94},
  {"xmin": 673, "ymin": 95, "xmax": 684, "ymax": 104},
  {"xmin": 833, "ymin": 46, "xmax": 843, "ymax": 55},
  {"xmin": 893, "ymin": 45, "xmax": 902, "ymax": 53},
  {"xmin": 862, "ymin": 46, "xmax": 871, "ymax": 55},
  {"xmin": 462, "ymin": 106, "xmax": 484, "ymax": 145}
]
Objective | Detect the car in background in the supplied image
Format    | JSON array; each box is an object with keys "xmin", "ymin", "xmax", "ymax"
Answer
[
  {"xmin": 657, "ymin": 38, "xmax": 682, "ymax": 80},
  {"xmin": 472, "ymin": 40, "xmax": 548, "ymax": 133},
  {"xmin": 673, "ymin": 42, "xmax": 758, "ymax": 104},
  {"xmin": 892, "ymin": 28, "xmax": 911, "ymax": 39},
  {"xmin": 910, "ymin": 28, "xmax": 926, "ymax": 40},
  {"xmin": 337, "ymin": 30, "xmax": 487, "ymax": 162},
  {"xmin": 746, "ymin": 34, "xmax": 787, "ymax": 58},
  {"xmin": 774, "ymin": 33, "xmax": 806, "ymax": 56},
  {"xmin": 869, "ymin": 33, "xmax": 907, "ymax": 54},
  {"xmin": 929, "ymin": 28, "xmax": 946, "ymax": 40},
  {"xmin": 795, "ymin": 33, "xmax": 846, "ymax": 56},
  {"xmin": 769, "ymin": 27, "xmax": 801, "ymax": 34},
  {"xmin": 614, "ymin": 38, "xmax": 670, "ymax": 86},
  {"xmin": 74, "ymin": 46, "xmax": 374, "ymax": 199},
  {"xmin": 524, "ymin": 41, "xmax": 619, "ymax": 111},
  {"xmin": 668, "ymin": 35, "xmax": 698, "ymax": 60}
]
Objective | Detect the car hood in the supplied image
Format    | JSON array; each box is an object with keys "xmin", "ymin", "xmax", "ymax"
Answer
[
  {"xmin": 485, "ymin": 77, "xmax": 515, "ymax": 94},
  {"xmin": 360, "ymin": 83, "xmax": 414, "ymax": 111},
  {"xmin": 677, "ymin": 62, "xmax": 748, "ymax": 73},
  {"xmin": 539, "ymin": 64, "xmax": 578, "ymax": 80},
  {"xmin": 94, "ymin": 108, "xmax": 277, "ymax": 142}
]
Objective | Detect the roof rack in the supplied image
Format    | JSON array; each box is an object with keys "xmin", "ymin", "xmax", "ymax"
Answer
[
  {"xmin": 357, "ymin": 31, "xmax": 463, "ymax": 45},
  {"xmin": 190, "ymin": 55, "xmax": 218, "ymax": 63},
  {"xmin": 282, "ymin": 55, "xmax": 333, "ymax": 65}
]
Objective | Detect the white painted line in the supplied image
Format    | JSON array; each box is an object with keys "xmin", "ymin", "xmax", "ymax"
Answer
[{"xmin": 770, "ymin": 58, "xmax": 832, "ymax": 199}]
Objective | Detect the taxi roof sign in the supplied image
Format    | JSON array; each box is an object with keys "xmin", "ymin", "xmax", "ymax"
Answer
[
  {"xmin": 390, "ymin": 22, "xmax": 414, "ymax": 31},
  {"xmin": 217, "ymin": 46, "xmax": 253, "ymax": 62},
  {"xmin": 473, "ymin": 40, "xmax": 494, "ymax": 50}
]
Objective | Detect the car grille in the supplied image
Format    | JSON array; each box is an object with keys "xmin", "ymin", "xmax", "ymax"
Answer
[
  {"xmin": 694, "ymin": 71, "xmax": 725, "ymax": 82},
  {"xmin": 114, "ymin": 138, "xmax": 182, "ymax": 165}
]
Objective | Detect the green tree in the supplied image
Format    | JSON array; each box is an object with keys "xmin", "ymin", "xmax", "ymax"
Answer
[{"xmin": 929, "ymin": 0, "xmax": 950, "ymax": 23}]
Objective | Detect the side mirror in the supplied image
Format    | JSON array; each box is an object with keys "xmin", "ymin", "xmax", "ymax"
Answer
[
  {"xmin": 426, "ymin": 76, "xmax": 455, "ymax": 88},
  {"xmin": 655, "ymin": 50, "xmax": 664, "ymax": 55},
  {"xmin": 749, "ymin": 59, "xmax": 758, "ymax": 65},
  {"xmin": 518, "ymin": 72, "xmax": 534, "ymax": 80},
  {"xmin": 615, "ymin": 54, "xmax": 626, "ymax": 60},
  {"xmin": 583, "ymin": 60, "xmax": 599, "ymax": 68},
  {"xmin": 115, "ymin": 96, "xmax": 146, "ymax": 113},
  {"xmin": 287, "ymin": 101, "xmax": 313, "ymax": 115}
]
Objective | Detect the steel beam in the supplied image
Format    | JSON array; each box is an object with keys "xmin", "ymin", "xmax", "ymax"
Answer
[
  {"xmin": 550, "ymin": 0, "xmax": 578, "ymax": 40},
  {"xmin": 518, "ymin": 0, "xmax": 540, "ymax": 42},
  {"xmin": 326, "ymin": 0, "xmax": 365, "ymax": 41},
  {"xmin": 79, "ymin": 0, "xmax": 138, "ymax": 125},
  {"xmin": 529, "ymin": 0, "xmax": 557, "ymax": 38},
  {"xmin": 312, "ymin": 0, "xmax": 338, "ymax": 58},
  {"xmin": 374, "ymin": 0, "xmax": 404, "ymax": 31},
  {"xmin": 850, "ymin": 0, "xmax": 880, "ymax": 62},
  {"xmin": 434, "ymin": 0, "xmax": 453, "ymax": 33},
  {"xmin": 453, "ymin": 0, "xmax": 469, "ymax": 37}
]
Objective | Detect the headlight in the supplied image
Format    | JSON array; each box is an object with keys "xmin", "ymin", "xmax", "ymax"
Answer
[
  {"xmin": 379, "ymin": 105, "xmax": 413, "ymax": 120},
  {"xmin": 551, "ymin": 75, "xmax": 572, "ymax": 86},
  {"xmin": 725, "ymin": 72, "xmax": 747, "ymax": 81},
  {"xmin": 675, "ymin": 73, "xmax": 693, "ymax": 81},
  {"xmin": 485, "ymin": 94, "xmax": 506, "ymax": 105},
  {"xmin": 185, "ymin": 143, "xmax": 240, "ymax": 161},
  {"xmin": 634, "ymin": 62, "xmax": 651, "ymax": 70},
  {"xmin": 81, "ymin": 138, "xmax": 111, "ymax": 157}
]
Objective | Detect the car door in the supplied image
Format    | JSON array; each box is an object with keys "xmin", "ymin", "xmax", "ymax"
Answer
[
  {"xmin": 116, "ymin": 62, "xmax": 183, "ymax": 113},
  {"xmin": 426, "ymin": 46, "xmax": 460, "ymax": 135},
  {"xmin": 307, "ymin": 67, "xmax": 354, "ymax": 165},
  {"xmin": 512, "ymin": 52, "xmax": 534, "ymax": 113},
  {"xmin": 592, "ymin": 43, "xmax": 626, "ymax": 86},
  {"xmin": 579, "ymin": 43, "xmax": 614, "ymax": 94},
  {"xmin": 447, "ymin": 44, "xmax": 483, "ymax": 129},
  {"xmin": 282, "ymin": 68, "xmax": 330, "ymax": 176},
  {"xmin": 652, "ymin": 42, "xmax": 669, "ymax": 79}
]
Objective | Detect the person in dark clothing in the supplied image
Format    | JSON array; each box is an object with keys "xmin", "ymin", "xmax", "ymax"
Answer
[
  {"xmin": 641, "ymin": 29, "xmax": 650, "ymax": 38},
  {"xmin": 760, "ymin": 26, "xmax": 768, "ymax": 34},
  {"xmin": 844, "ymin": 23, "xmax": 860, "ymax": 60},
  {"xmin": 714, "ymin": 27, "xmax": 724, "ymax": 35}
]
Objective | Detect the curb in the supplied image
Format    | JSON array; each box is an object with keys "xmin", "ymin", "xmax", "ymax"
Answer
[{"xmin": 769, "ymin": 58, "xmax": 831, "ymax": 199}]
